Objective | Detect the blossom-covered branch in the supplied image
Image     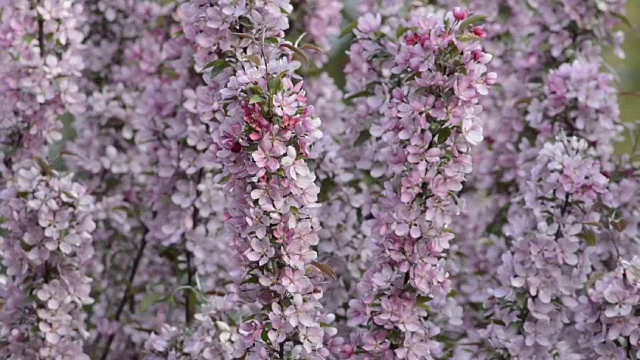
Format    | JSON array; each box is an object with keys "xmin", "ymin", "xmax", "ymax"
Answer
[{"xmin": 344, "ymin": 7, "xmax": 495, "ymax": 358}]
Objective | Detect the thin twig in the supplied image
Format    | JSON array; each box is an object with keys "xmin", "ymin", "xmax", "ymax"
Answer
[
  {"xmin": 184, "ymin": 248, "xmax": 194, "ymax": 325},
  {"xmin": 98, "ymin": 236, "xmax": 148, "ymax": 360},
  {"xmin": 278, "ymin": 342, "xmax": 285, "ymax": 359},
  {"xmin": 184, "ymin": 169, "xmax": 203, "ymax": 325},
  {"xmin": 37, "ymin": 0, "xmax": 44, "ymax": 58}
]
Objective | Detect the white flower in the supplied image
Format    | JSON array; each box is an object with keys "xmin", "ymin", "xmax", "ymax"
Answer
[{"xmin": 462, "ymin": 115, "xmax": 483, "ymax": 146}]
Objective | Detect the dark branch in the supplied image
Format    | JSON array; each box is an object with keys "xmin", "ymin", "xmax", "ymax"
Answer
[{"xmin": 98, "ymin": 234, "xmax": 148, "ymax": 360}]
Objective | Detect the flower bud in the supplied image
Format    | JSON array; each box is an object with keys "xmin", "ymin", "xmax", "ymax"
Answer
[
  {"xmin": 472, "ymin": 25, "xmax": 486, "ymax": 38},
  {"xmin": 453, "ymin": 7, "xmax": 468, "ymax": 21}
]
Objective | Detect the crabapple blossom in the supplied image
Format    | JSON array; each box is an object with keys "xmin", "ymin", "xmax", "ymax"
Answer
[
  {"xmin": 0, "ymin": 0, "xmax": 638, "ymax": 359},
  {"xmin": 343, "ymin": 6, "xmax": 495, "ymax": 357}
]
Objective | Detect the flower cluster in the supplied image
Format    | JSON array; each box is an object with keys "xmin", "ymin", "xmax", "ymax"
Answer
[
  {"xmin": 61, "ymin": 1, "xmax": 217, "ymax": 357},
  {"xmin": 0, "ymin": 0, "xmax": 638, "ymax": 359},
  {"xmin": 166, "ymin": 1, "xmax": 345, "ymax": 358},
  {"xmin": 343, "ymin": 8, "xmax": 496, "ymax": 358},
  {"xmin": 0, "ymin": 1, "xmax": 93, "ymax": 358},
  {"xmin": 443, "ymin": 0, "xmax": 637, "ymax": 358},
  {"xmin": 0, "ymin": 160, "xmax": 95, "ymax": 359},
  {"xmin": 0, "ymin": 0, "xmax": 86, "ymax": 160}
]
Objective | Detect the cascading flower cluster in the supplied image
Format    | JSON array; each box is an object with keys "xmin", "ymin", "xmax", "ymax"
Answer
[
  {"xmin": 220, "ymin": 62, "xmax": 336, "ymax": 358},
  {"xmin": 0, "ymin": 0, "xmax": 638, "ymax": 359},
  {"xmin": 0, "ymin": 1, "xmax": 94, "ymax": 358},
  {"xmin": 343, "ymin": 8, "xmax": 496, "ymax": 358},
  {"xmin": 0, "ymin": 160, "xmax": 96, "ymax": 359},
  {"xmin": 0, "ymin": 0, "xmax": 87, "ymax": 161},
  {"xmin": 440, "ymin": 0, "xmax": 638, "ymax": 358},
  {"xmin": 155, "ymin": 1, "xmax": 346, "ymax": 358},
  {"xmin": 62, "ymin": 2, "xmax": 209, "ymax": 358},
  {"xmin": 477, "ymin": 135, "xmax": 614, "ymax": 358}
]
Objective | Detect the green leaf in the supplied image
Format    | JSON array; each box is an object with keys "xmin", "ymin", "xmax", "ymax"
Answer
[
  {"xmin": 243, "ymin": 313, "xmax": 257, "ymax": 322},
  {"xmin": 437, "ymin": 127, "xmax": 452, "ymax": 144},
  {"xmin": 354, "ymin": 130, "xmax": 371, "ymax": 146},
  {"xmin": 241, "ymin": 275, "xmax": 259, "ymax": 285},
  {"xmin": 293, "ymin": 32, "xmax": 307, "ymax": 48},
  {"xmin": 162, "ymin": 65, "xmax": 179, "ymax": 80},
  {"xmin": 230, "ymin": 32, "xmax": 255, "ymax": 41},
  {"xmin": 455, "ymin": 34, "xmax": 483, "ymax": 42},
  {"xmin": 508, "ymin": 320, "xmax": 523, "ymax": 330},
  {"xmin": 23, "ymin": 34, "xmax": 36, "ymax": 43},
  {"xmin": 202, "ymin": 59, "xmax": 228, "ymax": 71},
  {"xmin": 218, "ymin": 174, "xmax": 232, "ymax": 184},
  {"xmin": 202, "ymin": 59, "xmax": 230, "ymax": 76},
  {"xmin": 585, "ymin": 271, "xmax": 604, "ymax": 289},
  {"xmin": 611, "ymin": 12, "xmax": 632, "ymax": 28},
  {"xmin": 59, "ymin": 149, "xmax": 82, "ymax": 159},
  {"xmin": 245, "ymin": 54, "xmax": 261, "ymax": 66},
  {"xmin": 579, "ymin": 229, "xmax": 597, "ymax": 246},
  {"xmin": 248, "ymin": 94, "xmax": 264, "ymax": 104},
  {"xmin": 416, "ymin": 295, "xmax": 433, "ymax": 311},
  {"xmin": 268, "ymin": 71, "xmax": 287, "ymax": 94},
  {"xmin": 112, "ymin": 205, "xmax": 137, "ymax": 218},
  {"xmin": 339, "ymin": 20, "xmax": 358, "ymax": 38},
  {"xmin": 396, "ymin": 25, "xmax": 411, "ymax": 38},
  {"xmin": 344, "ymin": 90, "xmax": 373, "ymax": 104},
  {"xmin": 139, "ymin": 292, "xmax": 166, "ymax": 313},
  {"xmin": 582, "ymin": 221, "xmax": 603, "ymax": 228},
  {"xmin": 318, "ymin": 178, "xmax": 335, "ymax": 203},
  {"xmin": 515, "ymin": 96, "xmax": 535, "ymax": 106},
  {"xmin": 170, "ymin": 285, "xmax": 205, "ymax": 304},
  {"xmin": 264, "ymin": 37, "xmax": 280, "ymax": 45},
  {"xmin": 459, "ymin": 14, "xmax": 488, "ymax": 29}
]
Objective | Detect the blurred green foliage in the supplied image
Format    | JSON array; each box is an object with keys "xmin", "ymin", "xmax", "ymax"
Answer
[{"xmin": 609, "ymin": 3, "xmax": 640, "ymax": 153}]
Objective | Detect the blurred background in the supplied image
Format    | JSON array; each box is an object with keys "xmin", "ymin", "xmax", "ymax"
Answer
[{"xmin": 612, "ymin": 2, "xmax": 640, "ymax": 153}]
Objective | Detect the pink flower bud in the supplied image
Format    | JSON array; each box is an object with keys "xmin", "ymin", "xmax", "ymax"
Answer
[
  {"xmin": 472, "ymin": 49, "xmax": 492, "ymax": 63},
  {"xmin": 453, "ymin": 7, "xmax": 468, "ymax": 21},
  {"xmin": 472, "ymin": 25, "xmax": 486, "ymax": 38}
]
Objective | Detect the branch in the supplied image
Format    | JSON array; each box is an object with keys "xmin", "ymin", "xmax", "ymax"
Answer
[
  {"xmin": 97, "ymin": 232, "xmax": 148, "ymax": 360},
  {"xmin": 184, "ymin": 169, "xmax": 204, "ymax": 325},
  {"xmin": 184, "ymin": 248, "xmax": 194, "ymax": 325},
  {"xmin": 37, "ymin": 0, "xmax": 44, "ymax": 58}
]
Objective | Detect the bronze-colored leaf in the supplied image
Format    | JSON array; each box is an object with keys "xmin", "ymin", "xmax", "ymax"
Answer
[
  {"xmin": 33, "ymin": 156, "xmax": 53, "ymax": 177},
  {"xmin": 311, "ymin": 261, "xmax": 337, "ymax": 281}
]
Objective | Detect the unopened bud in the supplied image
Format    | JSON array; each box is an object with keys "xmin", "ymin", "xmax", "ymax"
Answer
[
  {"xmin": 453, "ymin": 7, "xmax": 468, "ymax": 21},
  {"xmin": 472, "ymin": 26, "xmax": 486, "ymax": 38}
]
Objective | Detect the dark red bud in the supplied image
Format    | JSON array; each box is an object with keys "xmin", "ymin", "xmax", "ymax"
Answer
[
  {"xmin": 231, "ymin": 142, "xmax": 242, "ymax": 153},
  {"xmin": 472, "ymin": 26, "xmax": 486, "ymax": 38}
]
